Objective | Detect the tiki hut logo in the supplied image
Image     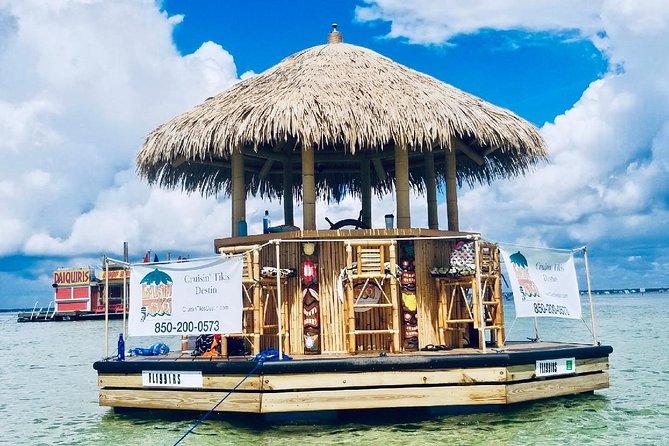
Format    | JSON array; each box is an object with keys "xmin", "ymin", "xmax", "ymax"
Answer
[
  {"xmin": 140, "ymin": 268, "xmax": 173, "ymax": 321},
  {"xmin": 509, "ymin": 251, "xmax": 540, "ymax": 301}
]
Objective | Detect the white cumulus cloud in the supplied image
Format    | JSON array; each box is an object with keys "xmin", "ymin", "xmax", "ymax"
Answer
[{"xmin": 358, "ymin": 0, "xmax": 669, "ymax": 287}]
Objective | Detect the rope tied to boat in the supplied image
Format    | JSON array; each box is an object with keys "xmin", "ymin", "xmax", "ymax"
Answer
[{"xmin": 173, "ymin": 359, "xmax": 265, "ymax": 446}]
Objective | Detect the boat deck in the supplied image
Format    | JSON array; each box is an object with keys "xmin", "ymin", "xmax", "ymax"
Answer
[
  {"xmin": 111, "ymin": 341, "xmax": 594, "ymax": 362},
  {"xmin": 94, "ymin": 341, "xmax": 611, "ymax": 415}
]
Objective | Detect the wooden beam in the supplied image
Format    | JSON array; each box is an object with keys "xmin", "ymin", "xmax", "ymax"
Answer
[
  {"xmin": 372, "ymin": 158, "xmax": 387, "ymax": 182},
  {"xmin": 424, "ymin": 150, "xmax": 439, "ymax": 230},
  {"xmin": 258, "ymin": 159, "xmax": 274, "ymax": 181},
  {"xmin": 395, "ymin": 145, "xmax": 410, "ymax": 229},
  {"xmin": 360, "ymin": 158, "xmax": 372, "ymax": 227},
  {"xmin": 231, "ymin": 150, "xmax": 246, "ymax": 236},
  {"xmin": 453, "ymin": 139, "xmax": 485, "ymax": 166},
  {"xmin": 283, "ymin": 156, "xmax": 294, "ymax": 225},
  {"xmin": 302, "ymin": 146, "xmax": 316, "ymax": 230},
  {"xmin": 445, "ymin": 147, "xmax": 459, "ymax": 232},
  {"xmin": 241, "ymin": 148, "xmax": 287, "ymax": 162},
  {"xmin": 483, "ymin": 146, "xmax": 500, "ymax": 157},
  {"xmin": 171, "ymin": 156, "xmax": 187, "ymax": 168}
]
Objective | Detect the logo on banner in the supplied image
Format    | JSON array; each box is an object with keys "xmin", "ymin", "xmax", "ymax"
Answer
[
  {"xmin": 140, "ymin": 269, "xmax": 174, "ymax": 321},
  {"xmin": 508, "ymin": 251, "xmax": 540, "ymax": 301}
]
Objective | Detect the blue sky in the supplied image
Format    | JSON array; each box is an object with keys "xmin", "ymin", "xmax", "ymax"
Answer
[{"xmin": 0, "ymin": 0, "xmax": 667, "ymax": 308}]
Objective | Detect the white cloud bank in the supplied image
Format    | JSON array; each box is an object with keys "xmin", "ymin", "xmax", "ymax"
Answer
[
  {"xmin": 0, "ymin": 0, "xmax": 240, "ymax": 260},
  {"xmin": 358, "ymin": 0, "xmax": 669, "ymax": 287}
]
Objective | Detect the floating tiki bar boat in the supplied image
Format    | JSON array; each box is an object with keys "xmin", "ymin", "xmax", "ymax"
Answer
[{"xmin": 94, "ymin": 26, "xmax": 611, "ymax": 415}]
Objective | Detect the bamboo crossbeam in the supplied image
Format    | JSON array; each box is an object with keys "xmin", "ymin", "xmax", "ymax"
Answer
[
  {"xmin": 351, "ymin": 329, "xmax": 396, "ymax": 335},
  {"xmin": 347, "ymin": 240, "xmax": 396, "ymax": 247}
]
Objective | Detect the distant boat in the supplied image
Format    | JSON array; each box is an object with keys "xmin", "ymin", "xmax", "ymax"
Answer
[{"xmin": 17, "ymin": 266, "xmax": 128, "ymax": 323}]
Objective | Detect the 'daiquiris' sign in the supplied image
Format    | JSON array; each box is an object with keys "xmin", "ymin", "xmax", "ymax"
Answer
[
  {"xmin": 499, "ymin": 244, "xmax": 581, "ymax": 319},
  {"xmin": 128, "ymin": 256, "xmax": 242, "ymax": 337}
]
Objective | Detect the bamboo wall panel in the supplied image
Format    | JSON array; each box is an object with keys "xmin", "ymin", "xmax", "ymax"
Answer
[
  {"xmin": 318, "ymin": 241, "xmax": 347, "ymax": 353},
  {"xmin": 413, "ymin": 239, "xmax": 452, "ymax": 348}
]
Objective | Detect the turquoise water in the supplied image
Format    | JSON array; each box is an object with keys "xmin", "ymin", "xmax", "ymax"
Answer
[{"xmin": 1, "ymin": 294, "xmax": 668, "ymax": 445}]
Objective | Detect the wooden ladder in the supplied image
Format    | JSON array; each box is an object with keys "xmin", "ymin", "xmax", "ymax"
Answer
[{"xmin": 345, "ymin": 240, "xmax": 401, "ymax": 353}]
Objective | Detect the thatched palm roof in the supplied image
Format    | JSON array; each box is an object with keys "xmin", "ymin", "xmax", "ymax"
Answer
[{"xmin": 137, "ymin": 36, "xmax": 547, "ymax": 201}]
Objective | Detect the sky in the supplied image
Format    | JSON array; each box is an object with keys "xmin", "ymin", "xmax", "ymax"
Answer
[{"xmin": 0, "ymin": 0, "xmax": 668, "ymax": 308}]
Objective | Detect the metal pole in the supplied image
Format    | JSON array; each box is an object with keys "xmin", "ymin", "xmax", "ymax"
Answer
[
  {"xmin": 104, "ymin": 257, "xmax": 109, "ymax": 358},
  {"xmin": 275, "ymin": 240, "xmax": 283, "ymax": 360},
  {"xmin": 582, "ymin": 246, "xmax": 598, "ymax": 345},
  {"xmin": 122, "ymin": 264, "xmax": 127, "ymax": 342},
  {"xmin": 533, "ymin": 317, "xmax": 540, "ymax": 342}
]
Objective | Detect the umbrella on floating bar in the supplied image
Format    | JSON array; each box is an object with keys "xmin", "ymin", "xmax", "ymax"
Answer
[{"xmin": 137, "ymin": 25, "xmax": 547, "ymax": 233}]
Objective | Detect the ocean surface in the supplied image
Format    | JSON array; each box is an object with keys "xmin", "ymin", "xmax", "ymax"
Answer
[{"xmin": 1, "ymin": 293, "xmax": 668, "ymax": 445}]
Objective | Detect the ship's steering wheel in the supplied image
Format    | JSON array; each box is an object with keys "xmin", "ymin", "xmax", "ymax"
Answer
[{"xmin": 325, "ymin": 210, "xmax": 370, "ymax": 230}]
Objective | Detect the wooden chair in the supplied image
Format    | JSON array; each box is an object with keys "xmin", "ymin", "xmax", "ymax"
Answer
[{"xmin": 344, "ymin": 240, "xmax": 400, "ymax": 353}]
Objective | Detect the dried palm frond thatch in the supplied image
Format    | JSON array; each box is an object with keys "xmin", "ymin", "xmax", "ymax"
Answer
[{"xmin": 137, "ymin": 37, "xmax": 547, "ymax": 201}]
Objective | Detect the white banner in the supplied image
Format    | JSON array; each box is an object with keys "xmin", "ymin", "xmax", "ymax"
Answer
[
  {"xmin": 499, "ymin": 244, "xmax": 581, "ymax": 319},
  {"xmin": 128, "ymin": 256, "xmax": 243, "ymax": 337}
]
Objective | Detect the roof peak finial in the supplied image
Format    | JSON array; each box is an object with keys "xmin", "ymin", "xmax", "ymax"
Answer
[{"xmin": 327, "ymin": 23, "xmax": 342, "ymax": 44}]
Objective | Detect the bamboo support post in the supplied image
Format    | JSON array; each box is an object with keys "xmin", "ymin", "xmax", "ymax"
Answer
[
  {"xmin": 389, "ymin": 242, "xmax": 401, "ymax": 352},
  {"xmin": 345, "ymin": 243, "xmax": 356, "ymax": 353},
  {"xmin": 436, "ymin": 280, "xmax": 447, "ymax": 345},
  {"xmin": 361, "ymin": 158, "xmax": 372, "ymax": 227},
  {"xmin": 474, "ymin": 238, "xmax": 485, "ymax": 351},
  {"xmin": 252, "ymin": 247, "xmax": 261, "ymax": 354},
  {"xmin": 445, "ymin": 146, "xmax": 459, "ymax": 232},
  {"xmin": 274, "ymin": 240, "xmax": 284, "ymax": 359},
  {"xmin": 395, "ymin": 145, "xmax": 410, "ymax": 229},
  {"xmin": 231, "ymin": 150, "xmax": 245, "ymax": 236},
  {"xmin": 302, "ymin": 146, "xmax": 316, "ymax": 230},
  {"xmin": 425, "ymin": 150, "xmax": 439, "ymax": 229},
  {"xmin": 220, "ymin": 336, "xmax": 228, "ymax": 357},
  {"xmin": 283, "ymin": 156, "xmax": 294, "ymax": 225}
]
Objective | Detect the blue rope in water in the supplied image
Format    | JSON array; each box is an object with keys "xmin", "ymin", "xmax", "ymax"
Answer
[{"xmin": 173, "ymin": 359, "xmax": 264, "ymax": 446}]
